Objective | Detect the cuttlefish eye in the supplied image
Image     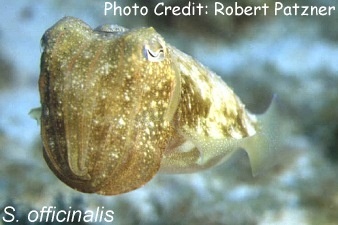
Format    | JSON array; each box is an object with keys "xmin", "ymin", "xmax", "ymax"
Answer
[
  {"xmin": 94, "ymin": 24, "xmax": 128, "ymax": 34},
  {"xmin": 143, "ymin": 42, "xmax": 165, "ymax": 62}
]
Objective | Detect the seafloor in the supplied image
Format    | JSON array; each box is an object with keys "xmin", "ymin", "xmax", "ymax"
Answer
[{"xmin": 1, "ymin": 0, "xmax": 338, "ymax": 224}]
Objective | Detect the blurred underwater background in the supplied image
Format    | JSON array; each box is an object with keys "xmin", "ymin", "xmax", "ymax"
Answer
[{"xmin": 1, "ymin": 0, "xmax": 338, "ymax": 224}]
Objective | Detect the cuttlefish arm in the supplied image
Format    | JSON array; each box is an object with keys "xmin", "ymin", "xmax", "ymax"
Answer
[
  {"xmin": 241, "ymin": 95, "xmax": 279, "ymax": 175},
  {"xmin": 160, "ymin": 47, "xmax": 278, "ymax": 175}
]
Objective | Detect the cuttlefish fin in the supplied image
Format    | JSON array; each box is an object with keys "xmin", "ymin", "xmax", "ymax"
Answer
[
  {"xmin": 29, "ymin": 107, "xmax": 42, "ymax": 125},
  {"xmin": 241, "ymin": 95, "xmax": 280, "ymax": 176}
]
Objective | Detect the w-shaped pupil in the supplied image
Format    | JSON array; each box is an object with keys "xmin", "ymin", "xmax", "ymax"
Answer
[{"xmin": 144, "ymin": 44, "xmax": 165, "ymax": 62}]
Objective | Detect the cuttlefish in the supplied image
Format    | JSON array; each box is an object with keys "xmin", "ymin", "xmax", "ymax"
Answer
[{"xmin": 30, "ymin": 17, "xmax": 278, "ymax": 195}]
